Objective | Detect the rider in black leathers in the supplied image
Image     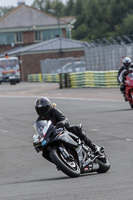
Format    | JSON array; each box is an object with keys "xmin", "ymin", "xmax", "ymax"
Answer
[
  {"xmin": 117, "ymin": 57, "xmax": 133, "ymax": 100},
  {"xmin": 35, "ymin": 97, "xmax": 103, "ymax": 155}
]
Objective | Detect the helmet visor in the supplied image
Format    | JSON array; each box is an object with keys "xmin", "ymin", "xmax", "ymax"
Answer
[
  {"xmin": 124, "ymin": 63, "xmax": 130, "ymax": 68},
  {"xmin": 35, "ymin": 105, "xmax": 50, "ymax": 116}
]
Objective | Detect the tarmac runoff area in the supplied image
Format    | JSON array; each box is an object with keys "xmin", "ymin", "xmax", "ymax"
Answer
[{"xmin": 0, "ymin": 82, "xmax": 123, "ymax": 102}]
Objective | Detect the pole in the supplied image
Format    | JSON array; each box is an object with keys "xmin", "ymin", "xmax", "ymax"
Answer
[{"xmin": 57, "ymin": 2, "xmax": 63, "ymax": 89}]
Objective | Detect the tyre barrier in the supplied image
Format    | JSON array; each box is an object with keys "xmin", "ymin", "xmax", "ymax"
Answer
[
  {"xmin": 70, "ymin": 70, "xmax": 119, "ymax": 88},
  {"xmin": 28, "ymin": 73, "xmax": 42, "ymax": 82},
  {"xmin": 28, "ymin": 73, "xmax": 59, "ymax": 82},
  {"xmin": 42, "ymin": 74, "xmax": 59, "ymax": 82},
  {"xmin": 28, "ymin": 70, "xmax": 119, "ymax": 88}
]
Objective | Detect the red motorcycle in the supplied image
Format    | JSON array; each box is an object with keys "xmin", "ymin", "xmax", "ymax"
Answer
[{"xmin": 125, "ymin": 72, "xmax": 133, "ymax": 108}]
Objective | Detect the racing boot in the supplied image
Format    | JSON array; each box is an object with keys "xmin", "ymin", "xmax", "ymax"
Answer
[
  {"xmin": 94, "ymin": 145, "xmax": 105, "ymax": 158},
  {"xmin": 76, "ymin": 124, "xmax": 104, "ymax": 157},
  {"xmin": 123, "ymin": 94, "xmax": 128, "ymax": 101},
  {"xmin": 86, "ymin": 140, "xmax": 105, "ymax": 158},
  {"xmin": 120, "ymin": 85, "xmax": 127, "ymax": 101}
]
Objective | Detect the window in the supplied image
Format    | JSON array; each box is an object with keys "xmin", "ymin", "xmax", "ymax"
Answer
[
  {"xmin": 53, "ymin": 29, "xmax": 62, "ymax": 38},
  {"xmin": 43, "ymin": 30, "xmax": 51, "ymax": 41},
  {"xmin": 0, "ymin": 32, "xmax": 23, "ymax": 44},
  {"xmin": 34, "ymin": 29, "xmax": 63, "ymax": 42},
  {"xmin": 5, "ymin": 33, "xmax": 14, "ymax": 44},
  {"xmin": 34, "ymin": 31, "xmax": 42, "ymax": 41},
  {"xmin": 0, "ymin": 33, "xmax": 5, "ymax": 45},
  {"xmin": 15, "ymin": 32, "xmax": 23, "ymax": 43},
  {"xmin": 0, "ymin": 33, "xmax": 14, "ymax": 44}
]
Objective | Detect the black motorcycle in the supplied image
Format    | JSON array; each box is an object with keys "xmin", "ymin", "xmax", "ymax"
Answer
[{"xmin": 33, "ymin": 120, "xmax": 110, "ymax": 178}]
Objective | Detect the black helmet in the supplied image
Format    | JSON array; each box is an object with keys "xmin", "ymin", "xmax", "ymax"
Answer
[
  {"xmin": 123, "ymin": 57, "xmax": 132, "ymax": 69},
  {"xmin": 35, "ymin": 97, "xmax": 52, "ymax": 117}
]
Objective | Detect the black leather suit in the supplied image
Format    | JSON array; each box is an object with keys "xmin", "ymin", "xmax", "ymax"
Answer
[
  {"xmin": 117, "ymin": 65, "xmax": 133, "ymax": 94},
  {"xmin": 36, "ymin": 107, "xmax": 96, "ymax": 151}
]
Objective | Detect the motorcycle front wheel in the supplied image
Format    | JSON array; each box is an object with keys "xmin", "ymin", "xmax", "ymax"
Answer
[
  {"xmin": 129, "ymin": 101, "xmax": 133, "ymax": 109},
  {"xmin": 50, "ymin": 148, "xmax": 80, "ymax": 178}
]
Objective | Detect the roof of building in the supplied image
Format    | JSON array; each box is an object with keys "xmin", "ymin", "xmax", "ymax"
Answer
[
  {"xmin": 60, "ymin": 16, "xmax": 76, "ymax": 24},
  {"xmin": 0, "ymin": 38, "xmax": 84, "ymax": 56},
  {"xmin": 0, "ymin": 4, "xmax": 70, "ymax": 29}
]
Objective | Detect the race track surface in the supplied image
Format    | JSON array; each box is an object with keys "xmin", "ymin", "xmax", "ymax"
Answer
[{"xmin": 0, "ymin": 82, "xmax": 133, "ymax": 200}]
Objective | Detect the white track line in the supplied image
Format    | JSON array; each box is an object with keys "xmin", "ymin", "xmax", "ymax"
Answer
[
  {"xmin": 0, "ymin": 130, "xmax": 8, "ymax": 133},
  {"xmin": 0, "ymin": 95, "xmax": 123, "ymax": 102}
]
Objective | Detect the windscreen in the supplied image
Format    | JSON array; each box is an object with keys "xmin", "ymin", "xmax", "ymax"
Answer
[
  {"xmin": 0, "ymin": 59, "xmax": 18, "ymax": 71},
  {"xmin": 34, "ymin": 120, "xmax": 52, "ymax": 135},
  {"xmin": 127, "ymin": 73, "xmax": 133, "ymax": 78}
]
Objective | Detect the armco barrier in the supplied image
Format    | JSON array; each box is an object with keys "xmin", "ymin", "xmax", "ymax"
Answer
[{"xmin": 28, "ymin": 70, "xmax": 119, "ymax": 88}]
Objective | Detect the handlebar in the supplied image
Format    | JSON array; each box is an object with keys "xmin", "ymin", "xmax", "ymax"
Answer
[{"xmin": 55, "ymin": 127, "xmax": 64, "ymax": 134}]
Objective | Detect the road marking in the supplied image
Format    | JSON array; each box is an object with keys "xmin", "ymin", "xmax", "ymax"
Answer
[
  {"xmin": 90, "ymin": 129, "xmax": 99, "ymax": 131},
  {"xmin": 0, "ymin": 130, "xmax": 8, "ymax": 133},
  {"xmin": 126, "ymin": 139, "xmax": 132, "ymax": 141},
  {"xmin": 0, "ymin": 95, "xmax": 123, "ymax": 102}
]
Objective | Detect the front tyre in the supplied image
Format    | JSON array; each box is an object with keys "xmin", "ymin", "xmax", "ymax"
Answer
[
  {"xmin": 96, "ymin": 157, "xmax": 111, "ymax": 173},
  {"xmin": 50, "ymin": 148, "xmax": 80, "ymax": 178},
  {"xmin": 129, "ymin": 101, "xmax": 133, "ymax": 109}
]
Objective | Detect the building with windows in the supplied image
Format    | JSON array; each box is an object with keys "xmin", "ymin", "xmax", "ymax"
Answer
[
  {"xmin": 1, "ymin": 37, "xmax": 84, "ymax": 81},
  {"xmin": 0, "ymin": 4, "xmax": 75, "ymax": 53}
]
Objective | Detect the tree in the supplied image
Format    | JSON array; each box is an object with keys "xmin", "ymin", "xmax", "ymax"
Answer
[
  {"xmin": 32, "ymin": 0, "xmax": 47, "ymax": 11},
  {"xmin": 32, "ymin": 0, "xmax": 65, "ymax": 16},
  {"xmin": 64, "ymin": 0, "xmax": 75, "ymax": 16},
  {"xmin": 72, "ymin": 23, "xmax": 89, "ymax": 40},
  {"xmin": 0, "ymin": 6, "xmax": 14, "ymax": 18},
  {"xmin": 115, "ymin": 14, "xmax": 133, "ymax": 36}
]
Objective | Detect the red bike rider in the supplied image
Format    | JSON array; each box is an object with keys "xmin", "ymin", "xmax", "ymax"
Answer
[{"xmin": 117, "ymin": 57, "xmax": 133, "ymax": 101}]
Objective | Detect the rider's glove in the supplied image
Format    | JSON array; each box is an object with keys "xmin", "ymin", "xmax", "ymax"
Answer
[
  {"xmin": 120, "ymin": 82, "xmax": 124, "ymax": 86},
  {"xmin": 56, "ymin": 121, "xmax": 65, "ymax": 128},
  {"xmin": 123, "ymin": 70, "xmax": 132, "ymax": 77},
  {"xmin": 55, "ymin": 127, "xmax": 64, "ymax": 134}
]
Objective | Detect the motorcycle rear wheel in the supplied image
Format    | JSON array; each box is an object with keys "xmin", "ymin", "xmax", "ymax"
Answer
[
  {"xmin": 96, "ymin": 157, "xmax": 111, "ymax": 173},
  {"xmin": 50, "ymin": 148, "xmax": 80, "ymax": 178}
]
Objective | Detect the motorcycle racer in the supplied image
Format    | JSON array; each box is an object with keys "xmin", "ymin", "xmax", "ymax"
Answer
[
  {"xmin": 35, "ymin": 97, "xmax": 103, "ymax": 156},
  {"xmin": 117, "ymin": 57, "xmax": 133, "ymax": 100}
]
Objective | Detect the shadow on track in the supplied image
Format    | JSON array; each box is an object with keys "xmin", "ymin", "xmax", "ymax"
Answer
[
  {"xmin": 2, "ymin": 172, "xmax": 99, "ymax": 186},
  {"xmin": 96, "ymin": 108, "xmax": 132, "ymax": 113}
]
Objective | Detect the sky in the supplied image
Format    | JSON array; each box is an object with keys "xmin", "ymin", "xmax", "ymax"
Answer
[{"xmin": 0, "ymin": 0, "xmax": 67, "ymax": 7}]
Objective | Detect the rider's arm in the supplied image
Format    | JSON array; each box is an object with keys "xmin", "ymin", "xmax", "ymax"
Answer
[
  {"xmin": 117, "ymin": 66, "xmax": 126, "ymax": 83},
  {"xmin": 129, "ymin": 65, "xmax": 133, "ymax": 70},
  {"xmin": 54, "ymin": 108, "xmax": 69, "ymax": 128}
]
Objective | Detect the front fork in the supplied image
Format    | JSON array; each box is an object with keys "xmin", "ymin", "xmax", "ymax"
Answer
[{"xmin": 58, "ymin": 146, "xmax": 75, "ymax": 162}]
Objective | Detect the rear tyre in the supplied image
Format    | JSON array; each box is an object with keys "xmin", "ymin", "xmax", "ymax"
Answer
[
  {"xmin": 97, "ymin": 157, "xmax": 111, "ymax": 173},
  {"xmin": 50, "ymin": 148, "xmax": 80, "ymax": 178}
]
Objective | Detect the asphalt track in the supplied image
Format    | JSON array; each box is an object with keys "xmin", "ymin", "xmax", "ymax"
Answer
[{"xmin": 0, "ymin": 82, "xmax": 133, "ymax": 200}]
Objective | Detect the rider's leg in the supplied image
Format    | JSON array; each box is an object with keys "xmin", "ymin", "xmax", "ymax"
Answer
[
  {"xmin": 120, "ymin": 86, "xmax": 127, "ymax": 101},
  {"xmin": 66, "ymin": 124, "xmax": 103, "ymax": 155}
]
